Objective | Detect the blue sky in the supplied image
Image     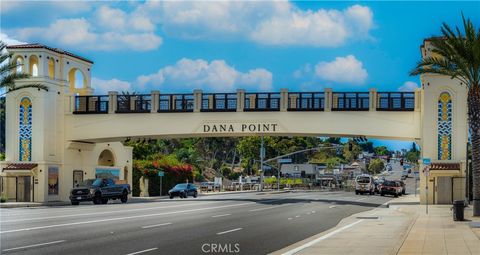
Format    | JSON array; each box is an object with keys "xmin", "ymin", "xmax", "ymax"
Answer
[{"xmin": 1, "ymin": 1, "xmax": 479, "ymax": 150}]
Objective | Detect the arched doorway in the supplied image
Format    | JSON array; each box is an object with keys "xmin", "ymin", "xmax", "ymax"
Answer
[{"xmin": 98, "ymin": 149, "xmax": 115, "ymax": 166}]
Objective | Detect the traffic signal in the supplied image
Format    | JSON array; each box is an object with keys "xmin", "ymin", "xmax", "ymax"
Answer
[
  {"xmin": 348, "ymin": 143, "xmax": 353, "ymax": 151},
  {"xmin": 400, "ymin": 159, "xmax": 404, "ymax": 166}
]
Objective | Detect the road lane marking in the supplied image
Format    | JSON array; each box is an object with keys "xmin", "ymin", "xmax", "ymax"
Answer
[
  {"xmin": 2, "ymin": 240, "xmax": 66, "ymax": 252},
  {"xmin": 125, "ymin": 248, "xmax": 158, "ymax": 255},
  {"xmin": 329, "ymin": 205, "xmax": 336, "ymax": 208},
  {"xmin": 0, "ymin": 202, "xmax": 256, "ymax": 234},
  {"xmin": 288, "ymin": 218, "xmax": 293, "ymax": 220},
  {"xmin": 211, "ymin": 214, "xmax": 231, "ymax": 218},
  {"xmin": 217, "ymin": 228, "xmax": 242, "ymax": 235},
  {"xmin": 1, "ymin": 202, "xmax": 219, "ymax": 223},
  {"xmin": 356, "ymin": 197, "xmax": 367, "ymax": 201},
  {"xmin": 295, "ymin": 215, "xmax": 300, "ymax": 218},
  {"xmin": 281, "ymin": 220, "xmax": 364, "ymax": 255},
  {"xmin": 141, "ymin": 223, "xmax": 172, "ymax": 229}
]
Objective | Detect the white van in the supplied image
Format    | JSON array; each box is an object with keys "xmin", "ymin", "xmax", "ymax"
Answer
[{"xmin": 355, "ymin": 174, "xmax": 374, "ymax": 195}]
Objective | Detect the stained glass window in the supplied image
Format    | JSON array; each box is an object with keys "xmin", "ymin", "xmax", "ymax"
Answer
[
  {"xmin": 19, "ymin": 97, "xmax": 32, "ymax": 161},
  {"xmin": 438, "ymin": 92, "xmax": 452, "ymax": 160}
]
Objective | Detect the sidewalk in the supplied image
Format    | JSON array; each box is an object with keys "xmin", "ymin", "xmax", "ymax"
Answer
[{"xmin": 273, "ymin": 195, "xmax": 480, "ymax": 255}]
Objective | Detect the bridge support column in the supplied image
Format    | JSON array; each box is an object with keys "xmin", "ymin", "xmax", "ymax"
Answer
[
  {"xmin": 108, "ymin": 91, "xmax": 118, "ymax": 114},
  {"xmin": 324, "ymin": 88, "xmax": 332, "ymax": 111},
  {"xmin": 369, "ymin": 88, "xmax": 377, "ymax": 111},
  {"xmin": 414, "ymin": 89, "xmax": 421, "ymax": 112},
  {"xmin": 193, "ymin": 90, "xmax": 202, "ymax": 112},
  {"xmin": 280, "ymin": 88, "xmax": 288, "ymax": 112},
  {"xmin": 236, "ymin": 89, "xmax": 245, "ymax": 112},
  {"xmin": 151, "ymin": 90, "xmax": 159, "ymax": 113}
]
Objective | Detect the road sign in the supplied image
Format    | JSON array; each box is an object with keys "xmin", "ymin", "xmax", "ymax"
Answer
[
  {"xmin": 278, "ymin": 158, "xmax": 292, "ymax": 163},
  {"xmin": 157, "ymin": 171, "xmax": 164, "ymax": 177},
  {"xmin": 422, "ymin": 158, "xmax": 431, "ymax": 165}
]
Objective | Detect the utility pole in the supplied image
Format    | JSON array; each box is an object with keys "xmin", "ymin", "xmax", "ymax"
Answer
[{"xmin": 260, "ymin": 135, "xmax": 265, "ymax": 191}]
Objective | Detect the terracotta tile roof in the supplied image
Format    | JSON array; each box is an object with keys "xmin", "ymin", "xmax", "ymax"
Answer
[
  {"xmin": 3, "ymin": 163, "xmax": 38, "ymax": 170},
  {"xmin": 430, "ymin": 163, "xmax": 460, "ymax": 170},
  {"xmin": 6, "ymin": 43, "xmax": 93, "ymax": 64}
]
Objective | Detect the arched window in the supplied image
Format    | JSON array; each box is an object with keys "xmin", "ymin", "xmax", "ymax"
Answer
[
  {"xmin": 29, "ymin": 55, "xmax": 39, "ymax": 76},
  {"xmin": 14, "ymin": 56, "xmax": 24, "ymax": 73},
  {"xmin": 48, "ymin": 58, "xmax": 55, "ymax": 79},
  {"xmin": 19, "ymin": 97, "xmax": 32, "ymax": 161},
  {"xmin": 98, "ymin": 149, "xmax": 115, "ymax": 166},
  {"xmin": 68, "ymin": 68, "xmax": 86, "ymax": 89},
  {"xmin": 438, "ymin": 92, "xmax": 452, "ymax": 160}
]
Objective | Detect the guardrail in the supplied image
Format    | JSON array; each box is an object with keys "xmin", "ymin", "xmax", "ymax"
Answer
[
  {"xmin": 244, "ymin": 92, "xmax": 281, "ymax": 111},
  {"xmin": 72, "ymin": 90, "xmax": 417, "ymax": 114},
  {"xmin": 201, "ymin": 93, "xmax": 237, "ymax": 112},
  {"xmin": 332, "ymin": 92, "xmax": 370, "ymax": 111},
  {"xmin": 288, "ymin": 92, "xmax": 324, "ymax": 111},
  {"xmin": 116, "ymin": 94, "xmax": 151, "ymax": 113},
  {"xmin": 377, "ymin": 92, "xmax": 415, "ymax": 111},
  {"xmin": 73, "ymin": 95, "xmax": 109, "ymax": 114},
  {"xmin": 158, "ymin": 94, "xmax": 194, "ymax": 112}
]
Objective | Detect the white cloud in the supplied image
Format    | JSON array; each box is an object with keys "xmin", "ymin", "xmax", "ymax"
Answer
[
  {"xmin": 398, "ymin": 81, "xmax": 419, "ymax": 92},
  {"xmin": 0, "ymin": 33, "xmax": 27, "ymax": 45},
  {"xmin": 92, "ymin": 77, "xmax": 132, "ymax": 94},
  {"xmin": 137, "ymin": 58, "xmax": 273, "ymax": 92},
  {"xmin": 149, "ymin": 1, "xmax": 374, "ymax": 46},
  {"xmin": 11, "ymin": 5, "xmax": 162, "ymax": 51},
  {"xmin": 315, "ymin": 55, "xmax": 368, "ymax": 84}
]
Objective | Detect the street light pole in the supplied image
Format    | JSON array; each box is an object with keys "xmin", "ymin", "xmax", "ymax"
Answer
[{"xmin": 260, "ymin": 135, "xmax": 264, "ymax": 191}]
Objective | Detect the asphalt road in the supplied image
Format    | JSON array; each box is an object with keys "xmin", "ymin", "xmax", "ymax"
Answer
[{"xmin": 0, "ymin": 190, "xmax": 393, "ymax": 255}]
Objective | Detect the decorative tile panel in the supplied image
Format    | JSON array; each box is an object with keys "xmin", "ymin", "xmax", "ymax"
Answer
[
  {"xmin": 438, "ymin": 92, "xmax": 452, "ymax": 160},
  {"xmin": 19, "ymin": 97, "xmax": 32, "ymax": 161}
]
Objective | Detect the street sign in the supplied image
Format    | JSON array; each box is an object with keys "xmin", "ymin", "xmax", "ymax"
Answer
[
  {"xmin": 157, "ymin": 171, "xmax": 164, "ymax": 177},
  {"xmin": 262, "ymin": 165, "xmax": 272, "ymax": 170},
  {"xmin": 278, "ymin": 158, "xmax": 292, "ymax": 163},
  {"xmin": 422, "ymin": 158, "xmax": 431, "ymax": 165}
]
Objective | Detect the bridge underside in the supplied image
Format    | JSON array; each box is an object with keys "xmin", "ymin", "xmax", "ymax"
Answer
[{"xmin": 66, "ymin": 111, "xmax": 421, "ymax": 142}]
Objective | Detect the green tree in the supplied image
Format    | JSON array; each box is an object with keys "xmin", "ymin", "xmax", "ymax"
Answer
[
  {"xmin": 406, "ymin": 151, "xmax": 420, "ymax": 164},
  {"xmin": 343, "ymin": 140, "xmax": 362, "ymax": 162},
  {"xmin": 1, "ymin": 42, "xmax": 48, "ymax": 95},
  {"xmin": 374, "ymin": 146, "xmax": 389, "ymax": 156},
  {"xmin": 368, "ymin": 158, "xmax": 385, "ymax": 175},
  {"xmin": 410, "ymin": 15, "xmax": 480, "ymax": 215}
]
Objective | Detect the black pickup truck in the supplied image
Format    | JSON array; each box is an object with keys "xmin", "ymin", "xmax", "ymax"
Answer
[{"xmin": 70, "ymin": 178, "xmax": 131, "ymax": 205}]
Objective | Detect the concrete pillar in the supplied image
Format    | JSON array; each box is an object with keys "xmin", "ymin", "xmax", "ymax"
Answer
[
  {"xmin": 236, "ymin": 89, "xmax": 245, "ymax": 112},
  {"xmin": 140, "ymin": 176, "xmax": 149, "ymax": 197},
  {"xmin": 193, "ymin": 90, "xmax": 202, "ymax": 112},
  {"xmin": 369, "ymin": 88, "xmax": 377, "ymax": 111},
  {"xmin": 108, "ymin": 91, "xmax": 118, "ymax": 114},
  {"xmin": 324, "ymin": 88, "xmax": 332, "ymax": 112},
  {"xmin": 208, "ymin": 94, "xmax": 214, "ymax": 110},
  {"xmin": 280, "ymin": 88, "xmax": 288, "ymax": 112},
  {"xmin": 151, "ymin": 90, "xmax": 159, "ymax": 113},
  {"xmin": 415, "ymin": 89, "xmax": 421, "ymax": 112},
  {"xmin": 289, "ymin": 94, "xmax": 298, "ymax": 109},
  {"xmin": 68, "ymin": 94, "xmax": 75, "ymax": 114}
]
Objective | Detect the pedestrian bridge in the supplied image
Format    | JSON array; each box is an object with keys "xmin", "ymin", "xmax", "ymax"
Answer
[{"xmin": 67, "ymin": 90, "xmax": 422, "ymax": 142}]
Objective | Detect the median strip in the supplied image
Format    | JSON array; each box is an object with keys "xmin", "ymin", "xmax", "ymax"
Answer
[
  {"xmin": 217, "ymin": 228, "xmax": 242, "ymax": 235},
  {"xmin": 2, "ymin": 240, "xmax": 66, "ymax": 252}
]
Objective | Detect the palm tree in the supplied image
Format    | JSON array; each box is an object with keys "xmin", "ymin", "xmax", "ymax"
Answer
[
  {"xmin": 0, "ymin": 41, "xmax": 48, "ymax": 96},
  {"xmin": 410, "ymin": 15, "xmax": 480, "ymax": 216}
]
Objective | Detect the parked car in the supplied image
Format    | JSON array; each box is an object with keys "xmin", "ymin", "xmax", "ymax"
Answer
[
  {"xmin": 379, "ymin": 180, "xmax": 402, "ymax": 197},
  {"xmin": 70, "ymin": 178, "xmax": 131, "ymax": 205},
  {"xmin": 169, "ymin": 183, "xmax": 198, "ymax": 199},
  {"xmin": 395, "ymin": 180, "xmax": 406, "ymax": 195},
  {"xmin": 355, "ymin": 174, "xmax": 375, "ymax": 195}
]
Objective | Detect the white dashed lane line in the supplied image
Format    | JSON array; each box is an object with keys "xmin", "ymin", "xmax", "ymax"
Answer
[
  {"xmin": 141, "ymin": 223, "xmax": 172, "ymax": 229},
  {"xmin": 2, "ymin": 240, "xmax": 66, "ymax": 252},
  {"xmin": 217, "ymin": 228, "xmax": 243, "ymax": 235},
  {"xmin": 125, "ymin": 247, "xmax": 159, "ymax": 255},
  {"xmin": 211, "ymin": 214, "xmax": 231, "ymax": 218}
]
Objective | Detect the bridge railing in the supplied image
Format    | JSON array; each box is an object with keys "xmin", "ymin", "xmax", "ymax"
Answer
[
  {"xmin": 201, "ymin": 93, "xmax": 237, "ymax": 112},
  {"xmin": 116, "ymin": 94, "xmax": 151, "ymax": 113},
  {"xmin": 244, "ymin": 92, "xmax": 281, "ymax": 111},
  {"xmin": 376, "ymin": 92, "xmax": 415, "ymax": 111},
  {"xmin": 158, "ymin": 94, "xmax": 194, "ymax": 112},
  {"xmin": 332, "ymin": 92, "xmax": 370, "ymax": 111},
  {"xmin": 73, "ymin": 95, "xmax": 109, "ymax": 114},
  {"xmin": 288, "ymin": 92, "xmax": 325, "ymax": 111}
]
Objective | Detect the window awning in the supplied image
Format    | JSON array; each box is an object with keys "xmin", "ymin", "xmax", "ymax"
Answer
[
  {"xmin": 2, "ymin": 163, "xmax": 38, "ymax": 171},
  {"xmin": 430, "ymin": 163, "xmax": 460, "ymax": 170}
]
